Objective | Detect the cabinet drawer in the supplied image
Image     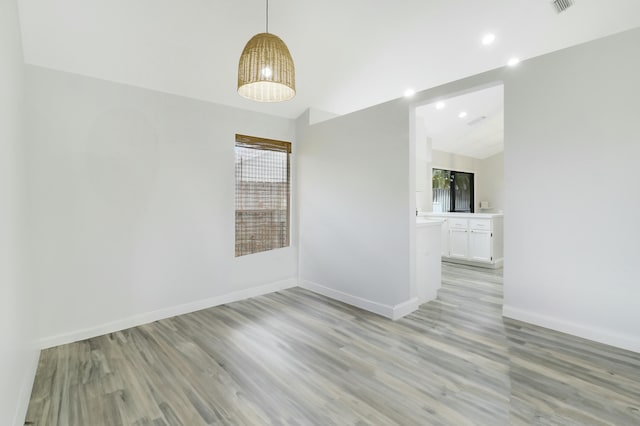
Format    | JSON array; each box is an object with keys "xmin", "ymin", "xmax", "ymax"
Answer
[
  {"xmin": 470, "ymin": 219, "xmax": 491, "ymax": 231},
  {"xmin": 448, "ymin": 218, "xmax": 468, "ymax": 230}
]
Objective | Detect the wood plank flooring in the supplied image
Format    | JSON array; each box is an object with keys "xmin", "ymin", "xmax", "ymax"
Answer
[{"xmin": 26, "ymin": 264, "xmax": 640, "ymax": 425}]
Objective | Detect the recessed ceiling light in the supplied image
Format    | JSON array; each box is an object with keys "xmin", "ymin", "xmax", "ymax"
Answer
[
  {"xmin": 459, "ymin": 111, "xmax": 468, "ymax": 118},
  {"xmin": 435, "ymin": 102, "xmax": 446, "ymax": 110},
  {"xmin": 507, "ymin": 57, "xmax": 520, "ymax": 67},
  {"xmin": 482, "ymin": 34, "xmax": 496, "ymax": 45},
  {"xmin": 404, "ymin": 88, "xmax": 415, "ymax": 98}
]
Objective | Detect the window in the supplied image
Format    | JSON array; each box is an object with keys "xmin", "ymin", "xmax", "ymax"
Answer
[
  {"xmin": 235, "ymin": 134, "xmax": 291, "ymax": 257},
  {"xmin": 432, "ymin": 168, "xmax": 474, "ymax": 213}
]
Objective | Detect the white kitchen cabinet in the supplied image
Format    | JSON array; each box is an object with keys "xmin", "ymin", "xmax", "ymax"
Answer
[
  {"xmin": 449, "ymin": 228, "xmax": 469, "ymax": 259},
  {"xmin": 422, "ymin": 213, "xmax": 504, "ymax": 268},
  {"xmin": 468, "ymin": 219, "xmax": 492, "ymax": 262},
  {"xmin": 447, "ymin": 217, "xmax": 469, "ymax": 259},
  {"xmin": 469, "ymin": 229, "xmax": 492, "ymax": 262}
]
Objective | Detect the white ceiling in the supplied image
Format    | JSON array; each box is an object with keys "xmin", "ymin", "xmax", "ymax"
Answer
[
  {"xmin": 416, "ymin": 85, "xmax": 504, "ymax": 159},
  {"xmin": 17, "ymin": 0, "xmax": 640, "ymax": 119}
]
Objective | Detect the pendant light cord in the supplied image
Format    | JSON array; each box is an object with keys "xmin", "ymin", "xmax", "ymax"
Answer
[{"xmin": 266, "ymin": 0, "xmax": 269, "ymax": 33}]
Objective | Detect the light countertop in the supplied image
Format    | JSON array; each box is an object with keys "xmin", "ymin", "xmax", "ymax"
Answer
[
  {"xmin": 416, "ymin": 218, "xmax": 444, "ymax": 227},
  {"xmin": 420, "ymin": 212, "xmax": 503, "ymax": 219}
]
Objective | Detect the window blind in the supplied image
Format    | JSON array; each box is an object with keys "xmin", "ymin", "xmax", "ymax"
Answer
[{"xmin": 235, "ymin": 134, "xmax": 291, "ymax": 257}]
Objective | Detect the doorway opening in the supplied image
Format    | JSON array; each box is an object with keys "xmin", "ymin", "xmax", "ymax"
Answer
[
  {"xmin": 414, "ymin": 84, "xmax": 504, "ymax": 217},
  {"xmin": 410, "ymin": 82, "xmax": 505, "ymax": 313}
]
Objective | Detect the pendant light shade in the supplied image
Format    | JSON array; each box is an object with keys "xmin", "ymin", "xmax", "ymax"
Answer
[{"xmin": 237, "ymin": 1, "xmax": 295, "ymax": 102}]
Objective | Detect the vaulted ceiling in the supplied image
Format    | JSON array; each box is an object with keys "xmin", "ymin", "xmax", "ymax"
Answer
[
  {"xmin": 416, "ymin": 85, "xmax": 504, "ymax": 159},
  {"xmin": 17, "ymin": 0, "xmax": 640, "ymax": 119}
]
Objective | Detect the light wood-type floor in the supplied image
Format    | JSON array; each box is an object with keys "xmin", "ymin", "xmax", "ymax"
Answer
[{"xmin": 26, "ymin": 264, "xmax": 640, "ymax": 425}]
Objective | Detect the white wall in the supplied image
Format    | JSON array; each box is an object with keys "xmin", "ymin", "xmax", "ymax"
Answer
[
  {"xmin": 0, "ymin": 0, "xmax": 38, "ymax": 424},
  {"xmin": 25, "ymin": 66, "xmax": 298, "ymax": 347},
  {"xmin": 432, "ymin": 149, "xmax": 480, "ymax": 173},
  {"xmin": 296, "ymin": 102, "xmax": 417, "ymax": 318},
  {"xmin": 502, "ymin": 27, "xmax": 640, "ymax": 352},
  {"xmin": 476, "ymin": 151, "xmax": 504, "ymax": 212},
  {"xmin": 415, "ymin": 120, "xmax": 431, "ymax": 212}
]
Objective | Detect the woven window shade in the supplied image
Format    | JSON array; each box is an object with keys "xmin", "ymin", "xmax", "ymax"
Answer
[
  {"xmin": 237, "ymin": 33, "xmax": 296, "ymax": 102},
  {"xmin": 235, "ymin": 134, "xmax": 291, "ymax": 257}
]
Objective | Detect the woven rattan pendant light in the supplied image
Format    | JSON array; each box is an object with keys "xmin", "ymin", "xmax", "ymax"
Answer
[{"xmin": 237, "ymin": 0, "xmax": 295, "ymax": 102}]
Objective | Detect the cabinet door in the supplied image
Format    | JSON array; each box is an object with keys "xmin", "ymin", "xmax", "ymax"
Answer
[
  {"xmin": 469, "ymin": 230, "xmax": 492, "ymax": 262},
  {"xmin": 449, "ymin": 229, "xmax": 468, "ymax": 259}
]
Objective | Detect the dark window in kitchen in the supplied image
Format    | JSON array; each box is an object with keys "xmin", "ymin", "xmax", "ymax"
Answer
[{"xmin": 432, "ymin": 168, "xmax": 474, "ymax": 213}]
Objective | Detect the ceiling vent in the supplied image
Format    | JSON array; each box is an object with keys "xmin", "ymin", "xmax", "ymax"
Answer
[
  {"xmin": 552, "ymin": 0, "xmax": 574, "ymax": 13},
  {"xmin": 467, "ymin": 116, "xmax": 487, "ymax": 126}
]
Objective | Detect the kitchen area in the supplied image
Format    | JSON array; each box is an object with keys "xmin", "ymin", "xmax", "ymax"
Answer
[
  {"xmin": 414, "ymin": 84, "xmax": 504, "ymax": 304},
  {"xmin": 421, "ymin": 212, "xmax": 503, "ymax": 268}
]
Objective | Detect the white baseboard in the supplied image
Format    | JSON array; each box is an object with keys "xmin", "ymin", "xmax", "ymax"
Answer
[
  {"xmin": 38, "ymin": 278, "xmax": 297, "ymax": 349},
  {"xmin": 418, "ymin": 287, "xmax": 440, "ymax": 306},
  {"xmin": 392, "ymin": 297, "xmax": 420, "ymax": 320},
  {"xmin": 443, "ymin": 257, "xmax": 503, "ymax": 269},
  {"xmin": 503, "ymin": 305, "xmax": 640, "ymax": 353},
  {"xmin": 300, "ymin": 280, "xmax": 418, "ymax": 320},
  {"xmin": 14, "ymin": 348, "xmax": 40, "ymax": 426}
]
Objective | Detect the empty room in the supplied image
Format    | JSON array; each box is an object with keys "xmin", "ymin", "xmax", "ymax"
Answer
[{"xmin": 2, "ymin": 0, "xmax": 640, "ymax": 425}]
